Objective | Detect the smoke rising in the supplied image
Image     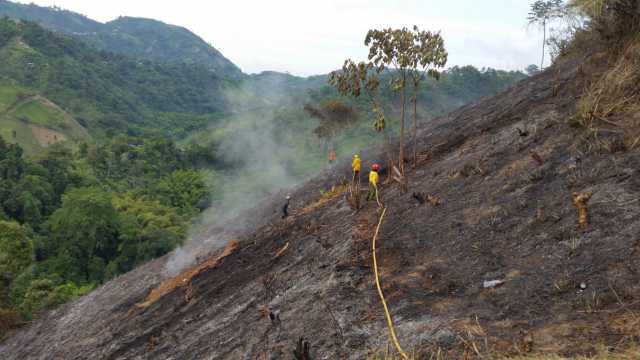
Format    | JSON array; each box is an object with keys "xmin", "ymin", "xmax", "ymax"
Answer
[{"xmin": 164, "ymin": 75, "xmax": 321, "ymax": 277}]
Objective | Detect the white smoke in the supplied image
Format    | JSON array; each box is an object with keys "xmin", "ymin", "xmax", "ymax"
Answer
[
  {"xmin": 165, "ymin": 247, "xmax": 196, "ymax": 278},
  {"xmin": 163, "ymin": 75, "xmax": 317, "ymax": 277}
]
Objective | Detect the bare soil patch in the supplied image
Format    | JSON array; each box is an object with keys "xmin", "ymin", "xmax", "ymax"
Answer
[{"xmin": 30, "ymin": 125, "xmax": 67, "ymax": 147}]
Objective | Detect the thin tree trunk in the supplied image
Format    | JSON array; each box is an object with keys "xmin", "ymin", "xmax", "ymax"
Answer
[
  {"xmin": 371, "ymin": 98, "xmax": 395, "ymax": 185},
  {"xmin": 399, "ymin": 72, "xmax": 406, "ymax": 175},
  {"xmin": 383, "ymin": 129, "xmax": 394, "ymax": 185},
  {"xmin": 541, "ymin": 20, "xmax": 546, "ymax": 69},
  {"xmin": 412, "ymin": 88, "xmax": 418, "ymax": 168}
]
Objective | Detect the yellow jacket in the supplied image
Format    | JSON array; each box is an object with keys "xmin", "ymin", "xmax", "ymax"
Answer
[
  {"xmin": 369, "ymin": 170, "xmax": 379, "ymax": 186},
  {"xmin": 352, "ymin": 157, "xmax": 361, "ymax": 172}
]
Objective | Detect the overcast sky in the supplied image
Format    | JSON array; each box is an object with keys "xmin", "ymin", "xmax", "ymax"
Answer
[{"xmin": 16, "ymin": 0, "xmax": 545, "ymax": 76}]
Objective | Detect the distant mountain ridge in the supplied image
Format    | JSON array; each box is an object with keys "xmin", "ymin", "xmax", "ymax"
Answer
[
  {"xmin": 0, "ymin": 17, "xmax": 237, "ymax": 144},
  {"xmin": 0, "ymin": 0, "xmax": 242, "ymax": 77}
]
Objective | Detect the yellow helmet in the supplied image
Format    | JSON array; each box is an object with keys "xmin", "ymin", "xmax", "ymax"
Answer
[{"xmin": 354, "ymin": 154, "xmax": 360, "ymax": 158}]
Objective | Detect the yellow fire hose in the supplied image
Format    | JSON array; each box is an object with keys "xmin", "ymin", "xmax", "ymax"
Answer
[{"xmin": 372, "ymin": 207, "xmax": 409, "ymax": 359}]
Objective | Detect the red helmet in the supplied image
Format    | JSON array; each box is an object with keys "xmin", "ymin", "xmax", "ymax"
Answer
[{"xmin": 372, "ymin": 163, "xmax": 380, "ymax": 171}]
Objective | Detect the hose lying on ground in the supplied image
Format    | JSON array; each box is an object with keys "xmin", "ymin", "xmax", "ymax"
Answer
[{"xmin": 372, "ymin": 207, "xmax": 409, "ymax": 359}]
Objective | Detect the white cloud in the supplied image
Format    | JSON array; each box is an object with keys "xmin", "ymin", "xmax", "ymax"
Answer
[{"xmin": 15, "ymin": 0, "xmax": 545, "ymax": 76}]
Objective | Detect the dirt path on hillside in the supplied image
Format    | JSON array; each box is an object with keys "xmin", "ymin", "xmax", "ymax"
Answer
[{"xmin": 30, "ymin": 125, "xmax": 67, "ymax": 147}]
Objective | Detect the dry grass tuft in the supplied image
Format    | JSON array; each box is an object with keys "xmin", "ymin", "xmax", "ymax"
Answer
[
  {"xmin": 505, "ymin": 345, "xmax": 640, "ymax": 359},
  {"xmin": 257, "ymin": 306, "xmax": 271, "ymax": 319},
  {"xmin": 135, "ymin": 240, "xmax": 239, "ymax": 309},
  {"xmin": 572, "ymin": 191, "xmax": 593, "ymax": 228},
  {"xmin": 575, "ymin": 36, "xmax": 640, "ymax": 151},
  {"xmin": 367, "ymin": 347, "xmax": 422, "ymax": 360},
  {"xmin": 272, "ymin": 242, "xmax": 289, "ymax": 259},
  {"xmin": 295, "ymin": 184, "xmax": 348, "ymax": 216},
  {"xmin": 0, "ymin": 308, "xmax": 23, "ymax": 340},
  {"xmin": 367, "ymin": 344, "xmax": 640, "ymax": 360}
]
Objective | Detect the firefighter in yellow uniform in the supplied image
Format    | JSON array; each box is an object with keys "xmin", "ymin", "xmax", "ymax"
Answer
[
  {"xmin": 350, "ymin": 154, "xmax": 362, "ymax": 208},
  {"xmin": 352, "ymin": 154, "xmax": 361, "ymax": 180},
  {"xmin": 367, "ymin": 163, "xmax": 380, "ymax": 205}
]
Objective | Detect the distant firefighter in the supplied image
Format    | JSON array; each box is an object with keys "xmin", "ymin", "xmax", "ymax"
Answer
[
  {"xmin": 352, "ymin": 154, "xmax": 361, "ymax": 179},
  {"xmin": 282, "ymin": 194, "xmax": 291, "ymax": 219},
  {"xmin": 328, "ymin": 148, "xmax": 336, "ymax": 164}
]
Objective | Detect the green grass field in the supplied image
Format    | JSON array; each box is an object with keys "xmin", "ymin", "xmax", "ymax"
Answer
[
  {"xmin": 14, "ymin": 99, "xmax": 67, "ymax": 129},
  {"xmin": 0, "ymin": 84, "xmax": 29, "ymax": 113},
  {"xmin": 0, "ymin": 117, "xmax": 42, "ymax": 154},
  {"xmin": 0, "ymin": 83, "xmax": 90, "ymax": 155}
]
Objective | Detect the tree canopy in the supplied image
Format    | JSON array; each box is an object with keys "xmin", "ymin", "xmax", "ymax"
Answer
[{"xmin": 0, "ymin": 134, "xmax": 214, "ymax": 337}]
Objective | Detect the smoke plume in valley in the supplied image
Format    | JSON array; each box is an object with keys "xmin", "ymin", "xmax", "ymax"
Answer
[{"xmin": 164, "ymin": 78, "xmax": 322, "ymax": 276}]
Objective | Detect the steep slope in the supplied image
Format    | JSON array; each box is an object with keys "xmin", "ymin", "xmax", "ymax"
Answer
[
  {"xmin": 0, "ymin": 0, "xmax": 242, "ymax": 77},
  {"xmin": 3, "ymin": 54, "xmax": 638, "ymax": 358}
]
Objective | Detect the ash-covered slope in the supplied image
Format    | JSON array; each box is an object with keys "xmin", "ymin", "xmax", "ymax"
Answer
[{"xmin": 2, "ymin": 57, "xmax": 640, "ymax": 359}]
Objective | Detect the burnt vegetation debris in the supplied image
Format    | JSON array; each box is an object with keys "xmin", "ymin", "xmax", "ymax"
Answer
[
  {"xmin": 3, "ymin": 1, "xmax": 640, "ymax": 359},
  {"xmin": 3, "ymin": 45, "xmax": 640, "ymax": 358}
]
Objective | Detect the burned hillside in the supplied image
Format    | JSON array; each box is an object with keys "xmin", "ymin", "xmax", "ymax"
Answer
[{"xmin": 2, "ymin": 52, "xmax": 640, "ymax": 359}]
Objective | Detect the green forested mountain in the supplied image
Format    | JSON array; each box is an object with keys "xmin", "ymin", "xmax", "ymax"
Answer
[
  {"xmin": 87, "ymin": 17, "xmax": 242, "ymax": 78},
  {"xmin": 0, "ymin": 0, "xmax": 242, "ymax": 77},
  {"xmin": 0, "ymin": 0, "xmax": 99, "ymax": 33},
  {"xmin": 0, "ymin": 17, "xmax": 235, "ymax": 140}
]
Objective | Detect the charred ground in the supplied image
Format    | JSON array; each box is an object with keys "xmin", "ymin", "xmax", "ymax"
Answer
[{"xmin": 1, "ymin": 55, "xmax": 640, "ymax": 359}]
